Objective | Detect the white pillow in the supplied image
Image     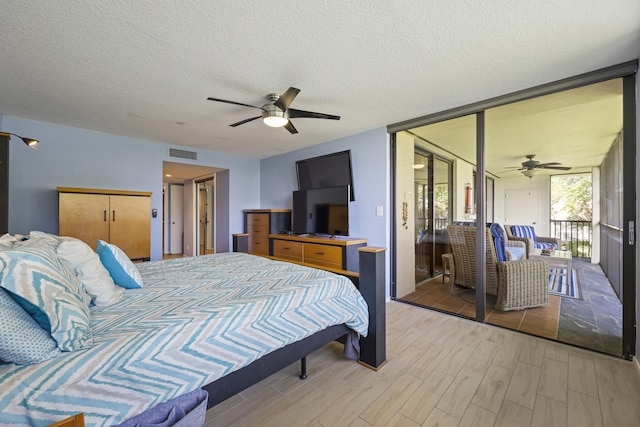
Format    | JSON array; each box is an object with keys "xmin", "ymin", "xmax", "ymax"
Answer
[{"xmin": 57, "ymin": 237, "xmax": 124, "ymax": 307}]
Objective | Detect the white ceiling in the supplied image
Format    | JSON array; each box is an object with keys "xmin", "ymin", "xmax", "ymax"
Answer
[
  {"xmin": 0, "ymin": 1, "xmax": 638, "ymax": 160},
  {"xmin": 410, "ymin": 78, "xmax": 624, "ymax": 179}
]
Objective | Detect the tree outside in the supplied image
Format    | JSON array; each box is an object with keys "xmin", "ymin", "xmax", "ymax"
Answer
[
  {"xmin": 551, "ymin": 173, "xmax": 592, "ymax": 221},
  {"xmin": 550, "ymin": 173, "xmax": 592, "ymax": 257}
]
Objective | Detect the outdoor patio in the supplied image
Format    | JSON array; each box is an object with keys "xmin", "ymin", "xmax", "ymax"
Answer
[{"xmin": 403, "ymin": 257, "xmax": 622, "ymax": 356}]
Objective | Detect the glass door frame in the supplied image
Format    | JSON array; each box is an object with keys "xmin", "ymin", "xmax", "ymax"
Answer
[
  {"xmin": 389, "ymin": 60, "xmax": 637, "ymax": 358},
  {"xmin": 414, "ymin": 149, "xmax": 453, "ymax": 281}
]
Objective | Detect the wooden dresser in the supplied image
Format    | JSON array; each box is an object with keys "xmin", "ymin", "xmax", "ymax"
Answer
[
  {"xmin": 243, "ymin": 209, "xmax": 292, "ymax": 255},
  {"xmin": 269, "ymin": 234, "xmax": 367, "ymax": 272}
]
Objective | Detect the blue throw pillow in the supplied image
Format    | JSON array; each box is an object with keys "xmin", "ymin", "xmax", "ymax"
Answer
[
  {"xmin": 96, "ymin": 240, "xmax": 143, "ymax": 289},
  {"xmin": 0, "ymin": 288, "xmax": 60, "ymax": 365},
  {"xmin": 490, "ymin": 223, "xmax": 508, "ymax": 262}
]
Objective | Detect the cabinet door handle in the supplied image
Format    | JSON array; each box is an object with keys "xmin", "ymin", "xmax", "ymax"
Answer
[
  {"xmin": 104, "ymin": 210, "xmax": 107, "ymax": 221},
  {"xmin": 283, "ymin": 247, "xmax": 290, "ymax": 250},
  {"xmin": 315, "ymin": 252, "xmax": 325, "ymax": 255},
  {"xmin": 112, "ymin": 210, "xmax": 116, "ymax": 221}
]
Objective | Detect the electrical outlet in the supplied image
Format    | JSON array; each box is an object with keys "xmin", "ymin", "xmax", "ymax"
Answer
[{"xmin": 376, "ymin": 206, "xmax": 383, "ymax": 217}]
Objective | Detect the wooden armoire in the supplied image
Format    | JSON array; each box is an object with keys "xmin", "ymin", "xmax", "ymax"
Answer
[{"xmin": 58, "ymin": 187, "xmax": 151, "ymax": 260}]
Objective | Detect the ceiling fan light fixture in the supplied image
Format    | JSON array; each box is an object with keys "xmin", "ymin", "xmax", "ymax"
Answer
[
  {"xmin": 262, "ymin": 104, "xmax": 289, "ymax": 127},
  {"xmin": 522, "ymin": 169, "xmax": 538, "ymax": 178},
  {"xmin": 412, "ymin": 164, "xmax": 425, "ymax": 169},
  {"xmin": 263, "ymin": 115, "xmax": 289, "ymax": 127}
]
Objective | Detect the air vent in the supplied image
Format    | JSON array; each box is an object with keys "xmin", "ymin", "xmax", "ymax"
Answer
[{"xmin": 169, "ymin": 148, "xmax": 197, "ymax": 160}]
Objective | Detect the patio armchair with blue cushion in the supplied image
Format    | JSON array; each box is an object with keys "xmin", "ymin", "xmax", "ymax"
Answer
[
  {"xmin": 446, "ymin": 224, "xmax": 548, "ymax": 311},
  {"xmin": 505, "ymin": 225, "xmax": 560, "ymax": 258},
  {"xmin": 451, "ymin": 222, "xmax": 526, "ymax": 261}
]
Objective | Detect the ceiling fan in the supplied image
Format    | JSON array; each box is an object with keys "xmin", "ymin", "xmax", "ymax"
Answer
[
  {"xmin": 207, "ymin": 87, "xmax": 340, "ymax": 134},
  {"xmin": 505, "ymin": 154, "xmax": 571, "ymax": 178}
]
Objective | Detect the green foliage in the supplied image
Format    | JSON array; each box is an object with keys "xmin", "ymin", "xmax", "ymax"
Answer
[
  {"xmin": 434, "ymin": 183, "xmax": 449, "ymax": 220},
  {"xmin": 551, "ymin": 174, "xmax": 592, "ymax": 221}
]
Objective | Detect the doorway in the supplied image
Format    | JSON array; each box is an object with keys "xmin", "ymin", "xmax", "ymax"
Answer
[
  {"xmin": 196, "ymin": 178, "xmax": 215, "ymax": 255},
  {"xmin": 162, "ymin": 161, "xmax": 226, "ymax": 258}
]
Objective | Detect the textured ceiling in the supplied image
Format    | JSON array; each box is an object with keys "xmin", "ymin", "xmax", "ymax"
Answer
[{"xmin": 0, "ymin": 1, "xmax": 638, "ymax": 159}]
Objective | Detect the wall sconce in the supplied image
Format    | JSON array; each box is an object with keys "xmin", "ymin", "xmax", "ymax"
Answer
[{"xmin": 0, "ymin": 132, "xmax": 39, "ymax": 149}]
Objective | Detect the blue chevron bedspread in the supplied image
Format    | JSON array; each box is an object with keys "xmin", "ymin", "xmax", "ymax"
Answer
[{"xmin": 0, "ymin": 252, "xmax": 369, "ymax": 427}]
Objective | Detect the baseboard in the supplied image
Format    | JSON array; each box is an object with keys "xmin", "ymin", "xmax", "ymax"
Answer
[{"xmin": 633, "ymin": 355, "xmax": 640, "ymax": 374}]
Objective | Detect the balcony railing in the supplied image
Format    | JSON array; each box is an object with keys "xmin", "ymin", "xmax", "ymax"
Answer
[{"xmin": 551, "ymin": 220, "xmax": 592, "ymax": 258}]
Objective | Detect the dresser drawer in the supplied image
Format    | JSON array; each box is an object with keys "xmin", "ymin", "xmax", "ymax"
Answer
[
  {"xmin": 247, "ymin": 213, "xmax": 269, "ymax": 226},
  {"xmin": 248, "ymin": 223, "xmax": 269, "ymax": 254},
  {"xmin": 303, "ymin": 243, "xmax": 342, "ymax": 269},
  {"xmin": 272, "ymin": 240, "xmax": 303, "ymax": 261},
  {"xmin": 250, "ymin": 238, "xmax": 269, "ymax": 254}
]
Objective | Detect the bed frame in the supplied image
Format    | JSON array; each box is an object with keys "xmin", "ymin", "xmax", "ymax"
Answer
[{"xmin": 207, "ymin": 243, "xmax": 387, "ymax": 409}]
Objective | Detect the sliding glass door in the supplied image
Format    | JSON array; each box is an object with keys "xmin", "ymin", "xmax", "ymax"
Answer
[
  {"xmin": 394, "ymin": 114, "xmax": 477, "ymax": 320},
  {"xmin": 390, "ymin": 62, "xmax": 636, "ymax": 358},
  {"xmin": 414, "ymin": 151, "xmax": 452, "ymax": 284}
]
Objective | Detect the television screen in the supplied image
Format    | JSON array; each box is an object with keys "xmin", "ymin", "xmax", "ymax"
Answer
[
  {"xmin": 296, "ymin": 150, "xmax": 355, "ymax": 201},
  {"xmin": 292, "ymin": 186, "xmax": 350, "ymax": 236}
]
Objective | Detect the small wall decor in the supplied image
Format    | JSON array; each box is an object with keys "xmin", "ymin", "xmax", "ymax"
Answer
[{"xmin": 402, "ymin": 201, "xmax": 408, "ymax": 229}]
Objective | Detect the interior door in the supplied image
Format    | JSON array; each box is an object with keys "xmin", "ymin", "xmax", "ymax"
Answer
[
  {"xmin": 169, "ymin": 184, "xmax": 184, "ymax": 254},
  {"xmin": 505, "ymin": 189, "xmax": 538, "ymax": 226}
]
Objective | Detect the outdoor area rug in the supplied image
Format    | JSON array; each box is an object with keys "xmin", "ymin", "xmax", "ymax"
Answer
[{"xmin": 549, "ymin": 268, "xmax": 582, "ymax": 299}]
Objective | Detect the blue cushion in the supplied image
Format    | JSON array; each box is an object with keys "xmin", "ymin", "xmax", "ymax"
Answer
[
  {"xmin": 510, "ymin": 225, "xmax": 537, "ymax": 241},
  {"xmin": 0, "ymin": 240, "xmax": 93, "ymax": 352},
  {"xmin": 504, "ymin": 246, "xmax": 526, "ymax": 261},
  {"xmin": 0, "ymin": 288, "xmax": 60, "ymax": 365},
  {"xmin": 96, "ymin": 240, "xmax": 143, "ymax": 289},
  {"xmin": 489, "ymin": 223, "xmax": 508, "ymax": 262}
]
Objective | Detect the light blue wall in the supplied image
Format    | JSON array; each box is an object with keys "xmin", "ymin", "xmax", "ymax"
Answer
[
  {"xmin": 3, "ymin": 117, "xmax": 261, "ymax": 260},
  {"xmin": 260, "ymin": 128, "xmax": 391, "ymax": 295}
]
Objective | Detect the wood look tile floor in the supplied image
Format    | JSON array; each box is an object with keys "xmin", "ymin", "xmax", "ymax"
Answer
[{"xmin": 205, "ymin": 301, "xmax": 640, "ymax": 427}]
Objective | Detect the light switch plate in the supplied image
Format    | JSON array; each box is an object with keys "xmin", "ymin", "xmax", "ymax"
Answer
[{"xmin": 376, "ymin": 206, "xmax": 383, "ymax": 217}]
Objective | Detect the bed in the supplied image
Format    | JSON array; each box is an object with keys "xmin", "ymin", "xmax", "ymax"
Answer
[{"xmin": 0, "ymin": 233, "xmax": 372, "ymax": 427}]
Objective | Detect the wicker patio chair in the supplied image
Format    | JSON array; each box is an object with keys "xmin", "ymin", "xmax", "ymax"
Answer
[
  {"xmin": 446, "ymin": 225, "xmax": 549, "ymax": 311},
  {"xmin": 504, "ymin": 225, "xmax": 560, "ymax": 258}
]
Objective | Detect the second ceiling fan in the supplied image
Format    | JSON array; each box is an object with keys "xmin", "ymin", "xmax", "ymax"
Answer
[
  {"xmin": 506, "ymin": 154, "xmax": 571, "ymax": 178},
  {"xmin": 207, "ymin": 87, "xmax": 340, "ymax": 134}
]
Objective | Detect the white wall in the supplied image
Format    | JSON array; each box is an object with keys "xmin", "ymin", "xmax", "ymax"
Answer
[
  {"xmin": 494, "ymin": 174, "xmax": 551, "ymax": 235},
  {"xmin": 4, "ymin": 117, "xmax": 261, "ymax": 260},
  {"xmin": 395, "ymin": 133, "xmax": 416, "ymax": 298}
]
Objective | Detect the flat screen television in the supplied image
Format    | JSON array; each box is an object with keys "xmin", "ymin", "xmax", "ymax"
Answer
[
  {"xmin": 292, "ymin": 186, "xmax": 350, "ymax": 236},
  {"xmin": 296, "ymin": 150, "xmax": 355, "ymax": 201}
]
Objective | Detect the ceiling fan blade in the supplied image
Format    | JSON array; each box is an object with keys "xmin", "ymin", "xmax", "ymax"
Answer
[
  {"xmin": 283, "ymin": 120, "xmax": 298, "ymax": 134},
  {"xmin": 274, "ymin": 87, "xmax": 300, "ymax": 111},
  {"xmin": 207, "ymin": 97, "xmax": 263, "ymax": 110},
  {"xmin": 539, "ymin": 165, "xmax": 571, "ymax": 170},
  {"xmin": 536, "ymin": 162, "xmax": 562, "ymax": 167},
  {"xmin": 288, "ymin": 108, "xmax": 341, "ymax": 120},
  {"xmin": 229, "ymin": 116, "xmax": 261, "ymax": 127}
]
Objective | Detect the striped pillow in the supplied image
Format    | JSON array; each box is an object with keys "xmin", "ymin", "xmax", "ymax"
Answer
[
  {"xmin": 0, "ymin": 242, "xmax": 93, "ymax": 352},
  {"xmin": 510, "ymin": 225, "xmax": 536, "ymax": 240}
]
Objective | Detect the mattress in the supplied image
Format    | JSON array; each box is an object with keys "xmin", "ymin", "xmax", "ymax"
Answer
[{"xmin": 0, "ymin": 252, "xmax": 368, "ymax": 426}]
